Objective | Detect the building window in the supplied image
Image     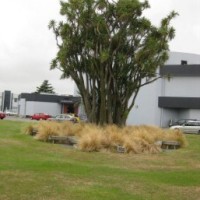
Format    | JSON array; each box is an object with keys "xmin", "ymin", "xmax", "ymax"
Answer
[
  {"xmin": 181, "ymin": 60, "xmax": 187, "ymax": 65},
  {"xmin": 14, "ymin": 98, "xmax": 18, "ymax": 103}
]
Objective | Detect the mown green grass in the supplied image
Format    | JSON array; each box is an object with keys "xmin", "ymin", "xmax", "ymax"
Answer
[{"xmin": 0, "ymin": 120, "xmax": 200, "ymax": 200}]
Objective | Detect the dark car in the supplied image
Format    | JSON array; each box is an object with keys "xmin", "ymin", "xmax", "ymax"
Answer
[
  {"xmin": 169, "ymin": 119, "xmax": 197, "ymax": 127},
  {"xmin": 0, "ymin": 112, "xmax": 6, "ymax": 119},
  {"xmin": 31, "ymin": 113, "xmax": 51, "ymax": 120}
]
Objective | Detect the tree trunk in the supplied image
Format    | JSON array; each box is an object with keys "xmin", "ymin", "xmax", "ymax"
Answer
[{"xmin": 99, "ymin": 67, "xmax": 107, "ymax": 125}]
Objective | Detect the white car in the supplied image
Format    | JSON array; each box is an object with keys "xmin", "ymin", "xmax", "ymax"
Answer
[
  {"xmin": 170, "ymin": 121, "xmax": 200, "ymax": 134},
  {"xmin": 47, "ymin": 114, "xmax": 77, "ymax": 123}
]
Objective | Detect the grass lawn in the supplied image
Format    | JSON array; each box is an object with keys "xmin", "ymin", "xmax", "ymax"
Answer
[{"xmin": 0, "ymin": 120, "xmax": 200, "ymax": 200}]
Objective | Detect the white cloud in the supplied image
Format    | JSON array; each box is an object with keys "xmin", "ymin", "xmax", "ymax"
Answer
[
  {"xmin": 0, "ymin": 0, "xmax": 200, "ymax": 94},
  {"xmin": 0, "ymin": 0, "xmax": 73, "ymax": 94},
  {"xmin": 146, "ymin": 0, "xmax": 200, "ymax": 54}
]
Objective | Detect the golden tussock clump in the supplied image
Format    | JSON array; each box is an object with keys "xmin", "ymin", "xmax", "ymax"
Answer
[
  {"xmin": 26, "ymin": 121, "xmax": 187, "ymax": 154},
  {"xmin": 34, "ymin": 121, "xmax": 61, "ymax": 141},
  {"xmin": 78, "ymin": 127, "xmax": 106, "ymax": 152},
  {"xmin": 24, "ymin": 123, "xmax": 38, "ymax": 135},
  {"xmin": 163, "ymin": 128, "xmax": 188, "ymax": 147}
]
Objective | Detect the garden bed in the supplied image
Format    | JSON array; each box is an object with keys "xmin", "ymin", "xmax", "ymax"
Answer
[{"xmin": 26, "ymin": 121, "xmax": 187, "ymax": 154}]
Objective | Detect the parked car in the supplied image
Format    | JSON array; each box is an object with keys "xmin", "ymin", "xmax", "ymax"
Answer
[
  {"xmin": 5, "ymin": 111, "xmax": 18, "ymax": 116},
  {"xmin": 169, "ymin": 119, "xmax": 197, "ymax": 127},
  {"xmin": 31, "ymin": 113, "xmax": 51, "ymax": 120},
  {"xmin": 48, "ymin": 114, "xmax": 78, "ymax": 123},
  {"xmin": 170, "ymin": 120, "xmax": 200, "ymax": 134},
  {"xmin": 0, "ymin": 111, "xmax": 6, "ymax": 119}
]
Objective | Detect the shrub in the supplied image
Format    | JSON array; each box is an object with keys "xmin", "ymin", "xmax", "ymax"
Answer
[
  {"xmin": 24, "ymin": 124, "xmax": 38, "ymax": 136},
  {"xmin": 34, "ymin": 121, "xmax": 60, "ymax": 141},
  {"xmin": 27, "ymin": 122, "xmax": 187, "ymax": 153},
  {"xmin": 78, "ymin": 127, "xmax": 106, "ymax": 152},
  {"xmin": 163, "ymin": 129, "xmax": 187, "ymax": 147}
]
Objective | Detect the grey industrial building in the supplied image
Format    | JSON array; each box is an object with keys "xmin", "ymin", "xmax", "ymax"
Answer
[
  {"xmin": 18, "ymin": 93, "xmax": 81, "ymax": 117},
  {"xmin": 0, "ymin": 90, "xmax": 18, "ymax": 113},
  {"xmin": 126, "ymin": 52, "xmax": 200, "ymax": 127},
  {"xmin": 1, "ymin": 51, "xmax": 200, "ymax": 127}
]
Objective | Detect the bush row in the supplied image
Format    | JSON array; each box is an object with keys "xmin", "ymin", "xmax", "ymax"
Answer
[{"xmin": 25, "ymin": 121, "xmax": 187, "ymax": 153}]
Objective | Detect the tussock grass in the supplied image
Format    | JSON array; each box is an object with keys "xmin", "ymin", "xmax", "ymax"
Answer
[
  {"xmin": 34, "ymin": 121, "xmax": 61, "ymax": 141},
  {"xmin": 27, "ymin": 121, "xmax": 187, "ymax": 153},
  {"xmin": 24, "ymin": 123, "xmax": 38, "ymax": 136},
  {"xmin": 78, "ymin": 127, "xmax": 106, "ymax": 152},
  {"xmin": 163, "ymin": 128, "xmax": 188, "ymax": 147}
]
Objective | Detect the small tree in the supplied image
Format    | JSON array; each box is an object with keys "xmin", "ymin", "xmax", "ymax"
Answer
[
  {"xmin": 36, "ymin": 80, "xmax": 55, "ymax": 94},
  {"xmin": 49, "ymin": 0, "xmax": 177, "ymax": 126}
]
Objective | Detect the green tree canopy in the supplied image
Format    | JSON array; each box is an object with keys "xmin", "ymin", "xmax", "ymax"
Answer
[
  {"xmin": 49, "ymin": 0, "xmax": 177, "ymax": 126},
  {"xmin": 36, "ymin": 80, "xmax": 55, "ymax": 94}
]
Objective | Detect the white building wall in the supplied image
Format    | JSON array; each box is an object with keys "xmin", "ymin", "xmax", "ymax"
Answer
[
  {"xmin": 26, "ymin": 101, "xmax": 61, "ymax": 116},
  {"xmin": 179, "ymin": 109, "xmax": 200, "ymax": 120},
  {"xmin": 127, "ymin": 51, "xmax": 200, "ymax": 126},
  {"xmin": 126, "ymin": 78, "xmax": 162, "ymax": 126},
  {"xmin": 167, "ymin": 52, "xmax": 200, "ymax": 64},
  {"xmin": 164, "ymin": 77, "xmax": 200, "ymax": 97},
  {"xmin": 157, "ymin": 52, "xmax": 200, "ymax": 126},
  {"xmin": 178, "ymin": 109, "xmax": 190, "ymax": 119},
  {"xmin": 162, "ymin": 51, "xmax": 200, "ymax": 98},
  {"xmin": 11, "ymin": 93, "xmax": 19, "ymax": 113},
  {"xmin": 161, "ymin": 108, "xmax": 179, "ymax": 127},
  {"xmin": 19, "ymin": 98, "xmax": 26, "ymax": 116}
]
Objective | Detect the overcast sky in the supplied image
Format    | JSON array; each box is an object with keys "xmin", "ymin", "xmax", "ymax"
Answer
[{"xmin": 0, "ymin": 0, "xmax": 200, "ymax": 95}]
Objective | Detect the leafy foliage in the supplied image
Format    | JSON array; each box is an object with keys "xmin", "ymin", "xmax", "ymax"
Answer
[
  {"xmin": 36, "ymin": 80, "xmax": 55, "ymax": 94},
  {"xmin": 49, "ymin": 0, "xmax": 177, "ymax": 125}
]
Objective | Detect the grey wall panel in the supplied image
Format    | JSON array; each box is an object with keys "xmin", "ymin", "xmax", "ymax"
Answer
[
  {"xmin": 163, "ymin": 77, "xmax": 200, "ymax": 97},
  {"xmin": 160, "ymin": 65, "xmax": 200, "ymax": 76},
  {"xmin": 3, "ymin": 91, "xmax": 11, "ymax": 111},
  {"xmin": 26, "ymin": 101, "xmax": 61, "ymax": 116},
  {"xmin": 160, "ymin": 108, "xmax": 179, "ymax": 127},
  {"xmin": 19, "ymin": 93, "xmax": 81, "ymax": 103},
  {"xmin": 159, "ymin": 97, "xmax": 200, "ymax": 109},
  {"xmin": 167, "ymin": 52, "xmax": 200, "ymax": 65},
  {"xmin": 127, "ymin": 78, "xmax": 162, "ymax": 126}
]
